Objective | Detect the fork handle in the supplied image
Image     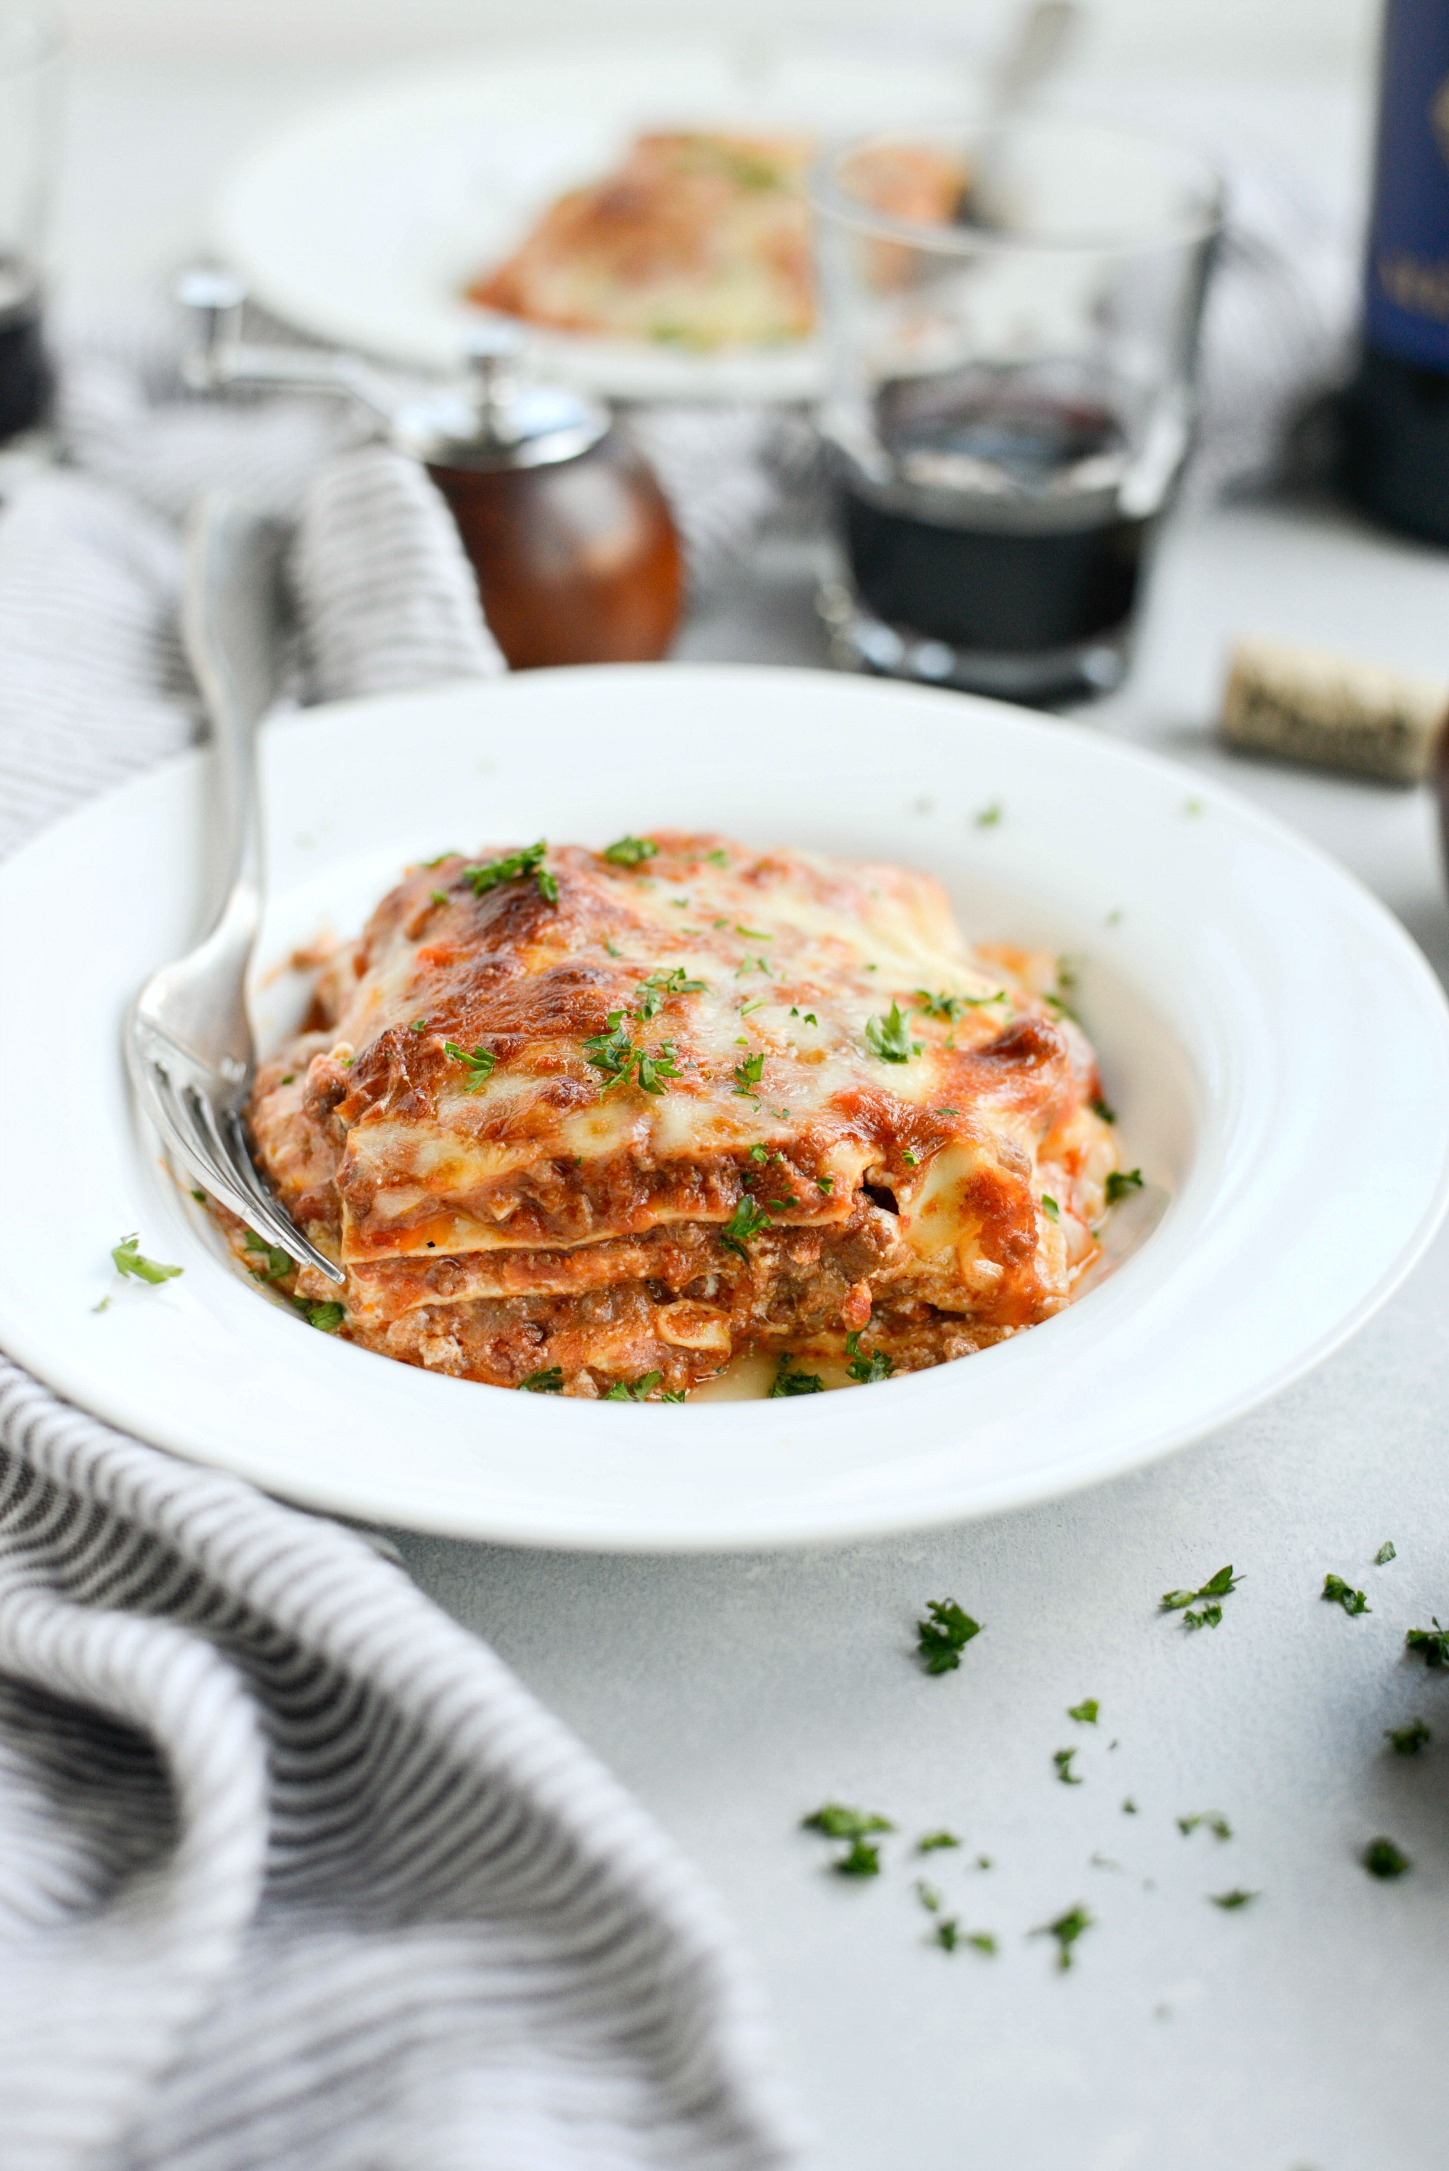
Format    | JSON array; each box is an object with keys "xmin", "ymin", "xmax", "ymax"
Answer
[{"xmin": 182, "ymin": 495, "xmax": 288, "ymax": 961}]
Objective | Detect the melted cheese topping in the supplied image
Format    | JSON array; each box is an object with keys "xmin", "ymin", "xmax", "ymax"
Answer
[{"xmin": 246, "ymin": 833, "xmax": 1119, "ymax": 1396}]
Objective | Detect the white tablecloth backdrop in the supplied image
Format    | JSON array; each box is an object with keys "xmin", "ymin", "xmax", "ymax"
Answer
[{"xmin": 33, "ymin": 52, "xmax": 1449, "ymax": 2171}]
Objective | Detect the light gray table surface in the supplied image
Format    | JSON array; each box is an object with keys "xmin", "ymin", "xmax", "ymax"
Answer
[{"xmin": 53, "ymin": 56, "xmax": 1449, "ymax": 2171}]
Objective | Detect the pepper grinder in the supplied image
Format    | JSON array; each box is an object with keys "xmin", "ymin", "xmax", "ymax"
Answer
[{"xmin": 177, "ymin": 269, "xmax": 684, "ymax": 671}]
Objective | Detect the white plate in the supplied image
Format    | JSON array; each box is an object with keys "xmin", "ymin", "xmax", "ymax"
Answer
[
  {"xmin": 211, "ymin": 36, "xmax": 975, "ymax": 403},
  {"xmin": 3, "ymin": 666, "xmax": 1448, "ymax": 1550}
]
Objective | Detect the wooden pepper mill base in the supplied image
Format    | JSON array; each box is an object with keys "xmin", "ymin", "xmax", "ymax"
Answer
[{"xmin": 429, "ymin": 432, "xmax": 684, "ymax": 671}]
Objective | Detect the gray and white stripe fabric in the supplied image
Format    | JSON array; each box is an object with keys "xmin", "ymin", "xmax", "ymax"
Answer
[{"xmin": 0, "ymin": 342, "xmax": 804, "ymax": 2171}]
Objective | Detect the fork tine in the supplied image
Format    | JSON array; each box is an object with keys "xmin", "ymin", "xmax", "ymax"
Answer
[
  {"xmin": 139, "ymin": 1063, "xmax": 269, "ymax": 1235},
  {"xmin": 186, "ymin": 1085, "xmax": 344, "ymax": 1284}
]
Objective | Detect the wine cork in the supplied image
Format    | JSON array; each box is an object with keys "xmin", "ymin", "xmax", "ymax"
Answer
[{"xmin": 1221, "ymin": 636, "xmax": 1449, "ymax": 785}]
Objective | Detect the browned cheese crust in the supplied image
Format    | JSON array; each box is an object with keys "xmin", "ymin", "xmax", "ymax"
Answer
[{"xmin": 244, "ymin": 833, "xmax": 1119, "ymax": 1397}]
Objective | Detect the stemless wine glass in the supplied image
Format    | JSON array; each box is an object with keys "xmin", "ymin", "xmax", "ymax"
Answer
[
  {"xmin": 0, "ymin": 0, "xmax": 61, "ymax": 456},
  {"xmin": 813, "ymin": 119, "xmax": 1221, "ymax": 704}
]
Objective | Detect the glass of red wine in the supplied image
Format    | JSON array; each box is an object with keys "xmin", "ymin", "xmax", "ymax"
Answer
[
  {"xmin": 812, "ymin": 120, "xmax": 1221, "ymax": 705},
  {"xmin": 0, "ymin": 3, "xmax": 61, "ymax": 462}
]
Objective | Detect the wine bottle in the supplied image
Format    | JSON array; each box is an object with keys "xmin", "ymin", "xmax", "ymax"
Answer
[{"xmin": 1343, "ymin": 0, "xmax": 1449, "ymax": 541}]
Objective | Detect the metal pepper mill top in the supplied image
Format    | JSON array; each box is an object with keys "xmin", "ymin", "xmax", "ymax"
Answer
[{"xmin": 176, "ymin": 268, "xmax": 684, "ymax": 671}]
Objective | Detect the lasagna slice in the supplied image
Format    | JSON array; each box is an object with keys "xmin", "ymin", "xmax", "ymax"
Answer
[
  {"xmin": 467, "ymin": 131, "xmax": 816, "ymax": 349},
  {"xmin": 245, "ymin": 833, "xmax": 1120, "ymax": 1398}
]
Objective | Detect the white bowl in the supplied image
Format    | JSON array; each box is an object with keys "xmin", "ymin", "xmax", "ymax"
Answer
[{"xmin": 2, "ymin": 666, "xmax": 1446, "ymax": 1549}]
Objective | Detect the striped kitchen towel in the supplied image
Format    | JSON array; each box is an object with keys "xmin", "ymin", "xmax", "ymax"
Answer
[{"xmin": 0, "ymin": 400, "xmax": 805, "ymax": 2170}]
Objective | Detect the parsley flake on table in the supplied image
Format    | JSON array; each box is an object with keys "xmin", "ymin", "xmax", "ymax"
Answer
[
  {"xmin": 769, "ymin": 1354, "xmax": 824, "ymax": 1397},
  {"xmin": 845, "ymin": 1330, "xmax": 893, "ymax": 1384},
  {"xmin": 518, "ymin": 1367, "xmax": 564, "ymax": 1393},
  {"xmin": 443, "ymin": 1040, "xmax": 497, "ymax": 1090},
  {"xmin": 603, "ymin": 1372, "xmax": 664, "ymax": 1401},
  {"xmin": 1067, "ymin": 1699, "xmax": 1099, "ymax": 1725},
  {"xmin": 966, "ymin": 1930, "xmax": 998, "ymax": 1954},
  {"xmin": 1405, "ymin": 1619, "xmax": 1449, "ymax": 1667},
  {"xmin": 601, "ymin": 834, "xmax": 658, "ymax": 866},
  {"xmin": 1375, "ymin": 1541, "xmax": 1397, "ymax": 1565},
  {"xmin": 932, "ymin": 1918, "xmax": 961, "ymax": 1952},
  {"xmin": 294, "ymin": 1299, "xmax": 345, "ymax": 1333},
  {"xmin": 111, "ymin": 1234, "xmax": 182, "ymax": 1286},
  {"xmin": 1105, "ymin": 1169, "xmax": 1144, "ymax": 1204},
  {"xmin": 1053, "ymin": 1748, "xmax": 1082, "ymax": 1786},
  {"xmin": 975, "ymin": 803, "xmax": 1003, "ymax": 828},
  {"xmin": 1178, "ymin": 1812, "xmax": 1232, "ymax": 1840},
  {"xmin": 915, "ymin": 1598, "xmax": 982, "ymax": 1674},
  {"xmin": 917, "ymin": 1830, "xmax": 961, "ymax": 1853},
  {"xmin": 462, "ymin": 840, "xmax": 555, "ymax": 903},
  {"xmin": 1362, "ymin": 1837, "xmax": 1411, "ymax": 1880},
  {"xmin": 914, "ymin": 1879, "xmax": 942, "ymax": 1913},
  {"xmin": 1122, "ymin": 1798, "xmax": 1139, "ymax": 1815},
  {"xmin": 1322, "ymin": 1572, "xmax": 1370, "ymax": 1616},
  {"xmin": 1160, "ymin": 1565, "xmax": 1240, "ymax": 1626},
  {"xmin": 1209, "ymin": 1888, "xmax": 1258, "ymax": 1910},
  {"xmin": 243, "ymin": 1230, "xmax": 292, "ymax": 1282},
  {"xmin": 865, "ymin": 1004, "xmax": 921, "ymax": 1064},
  {"xmin": 1034, "ymin": 1904, "xmax": 1093, "ymax": 1971},
  {"xmin": 721, "ymin": 1196, "xmax": 772, "ymax": 1258},
  {"xmin": 1386, "ymin": 1718, "xmax": 1430, "ymax": 1755}
]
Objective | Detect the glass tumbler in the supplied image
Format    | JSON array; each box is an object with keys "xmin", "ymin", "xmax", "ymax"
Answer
[
  {"xmin": 812, "ymin": 120, "xmax": 1221, "ymax": 704},
  {"xmin": 0, "ymin": 0, "xmax": 60, "ymax": 451}
]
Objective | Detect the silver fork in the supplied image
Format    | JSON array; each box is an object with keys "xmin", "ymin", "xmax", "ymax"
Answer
[{"xmin": 126, "ymin": 494, "xmax": 345, "ymax": 1285}]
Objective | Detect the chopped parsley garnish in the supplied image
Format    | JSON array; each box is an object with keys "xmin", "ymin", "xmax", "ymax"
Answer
[
  {"xmin": 1067, "ymin": 1699, "xmax": 1099, "ymax": 1725},
  {"xmin": 733, "ymin": 1051, "xmax": 765, "ymax": 1095},
  {"xmin": 932, "ymin": 1918, "xmax": 961, "ymax": 1951},
  {"xmin": 294, "ymin": 1298, "xmax": 345, "ymax": 1333},
  {"xmin": 1405, "ymin": 1619, "xmax": 1449, "ymax": 1667},
  {"xmin": 430, "ymin": 889, "xmax": 450, "ymax": 906},
  {"xmin": 461, "ymin": 841, "xmax": 556, "ymax": 903},
  {"xmin": 1160, "ymin": 1565, "xmax": 1240, "ymax": 1629},
  {"xmin": 604, "ymin": 1371, "xmax": 663, "ymax": 1401},
  {"xmin": 1122, "ymin": 1798, "xmax": 1138, "ymax": 1815},
  {"xmin": 721, "ymin": 1195, "xmax": 772, "ymax": 1257},
  {"xmin": 1375, "ymin": 1541, "xmax": 1397, "ymax": 1565},
  {"xmin": 1035, "ymin": 1904, "xmax": 1092, "ymax": 1971},
  {"xmin": 816, "ymin": 1175, "xmax": 835, "ymax": 1194},
  {"xmin": 704, "ymin": 848, "xmax": 729, "ymax": 867},
  {"xmin": 1322, "ymin": 1572, "xmax": 1370, "ymax": 1616},
  {"xmin": 916, "ymin": 1598, "xmax": 982, "ymax": 1674},
  {"xmin": 1178, "ymin": 1812, "xmax": 1232, "ymax": 1840},
  {"xmin": 420, "ymin": 851, "xmax": 456, "ymax": 868},
  {"xmin": 409, "ymin": 1017, "xmax": 429, "ymax": 1033},
  {"xmin": 111, "ymin": 1234, "xmax": 182, "ymax": 1286},
  {"xmin": 602, "ymin": 834, "xmax": 658, "ymax": 866},
  {"xmin": 915, "ymin": 1878, "xmax": 942, "ymax": 1913},
  {"xmin": 749, "ymin": 1144, "xmax": 770, "ymax": 1163},
  {"xmin": 1041, "ymin": 1195, "xmax": 1060, "ymax": 1222},
  {"xmin": 975, "ymin": 803, "xmax": 1003, "ymax": 828},
  {"xmin": 966, "ymin": 1930, "xmax": 998, "ymax": 1954},
  {"xmin": 917, "ymin": 1830, "xmax": 961, "ymax": 1853},
  {"xmin": 1091, "ymin": 1096, "xmax": 1116, "ymax": 1123},
  {"xmin": 914, "ymin": 987, "xmax": 1004, "ymax": 1020},
  {"xmin": 443, "ymin": 1040, "xmax": 496, "ymax": 1090},
  {"xmin": 583, "ymin": 1012, "xmax": 681, "ymax": 1095},
  {"xmin": 865, "ymin": 1003, "xmax": 921, "ymax": 1063},
  {"xmin": 844, "ymin": 1330, "xmax": 894, "ymax": 1384},
  {"xmin": 768, "ymin": 1354, "xmax": 824, "ymax": 1397},
  {"xmin": 519, "ymin": 1366, "xmax": 564, "ymax": 1393},
  {"xmin": 902, "ymin": 1148, "xmax": 920, "ymax": 1167},
  {"xmin": 1386, "ymin": 1718, "xmax": 1430, "ymax": 1755},
  {"xmin": 243, "ymin": 1229, "xmax": 291, "ymax": 1282},
  {"xmin": 635, "ymin": 966, "xmax": 706, "ymax": 1019},
  {"xmin": 802, "ymin": 1804, "xmax": 893, "ymax": 1842},
  {"xmin": 279, "ymin": 1073, "xmax": 295, "ymax": 1085},
  {"xmin": 1105, "ymin": 1169, "xmax": 1144, "ymax": 1204},
  {"xmin": 1053, "ymin": 1748, "xmax": 1082, "ymax": 1786},
  {"xmin": 189, "ymin": 1188, "xmax": 206, "ymax": 1203},
  {"xmin": 1362, "ymin": 1837, "xmax": 1411, "ymax": 1880},
  {"xmin": 1209, "ymin": 1888, "xmax": 1258, "ymax": 1910},
  {"xmin": 834, "ymin": 1840, "xmax": 883, "ymax": 1877},
  {"xmin": 604, "ymin": 939, "xmax": 622, "ymax": 958},
  {"xmin": 735, "ymin": 925, "xmax": 772, "ymax": 940}
]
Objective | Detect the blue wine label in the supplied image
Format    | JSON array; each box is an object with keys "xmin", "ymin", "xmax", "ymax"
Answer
[{"xmin": 1366, "ymin": 0, "xmax": 1449, "ymax": 367}]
